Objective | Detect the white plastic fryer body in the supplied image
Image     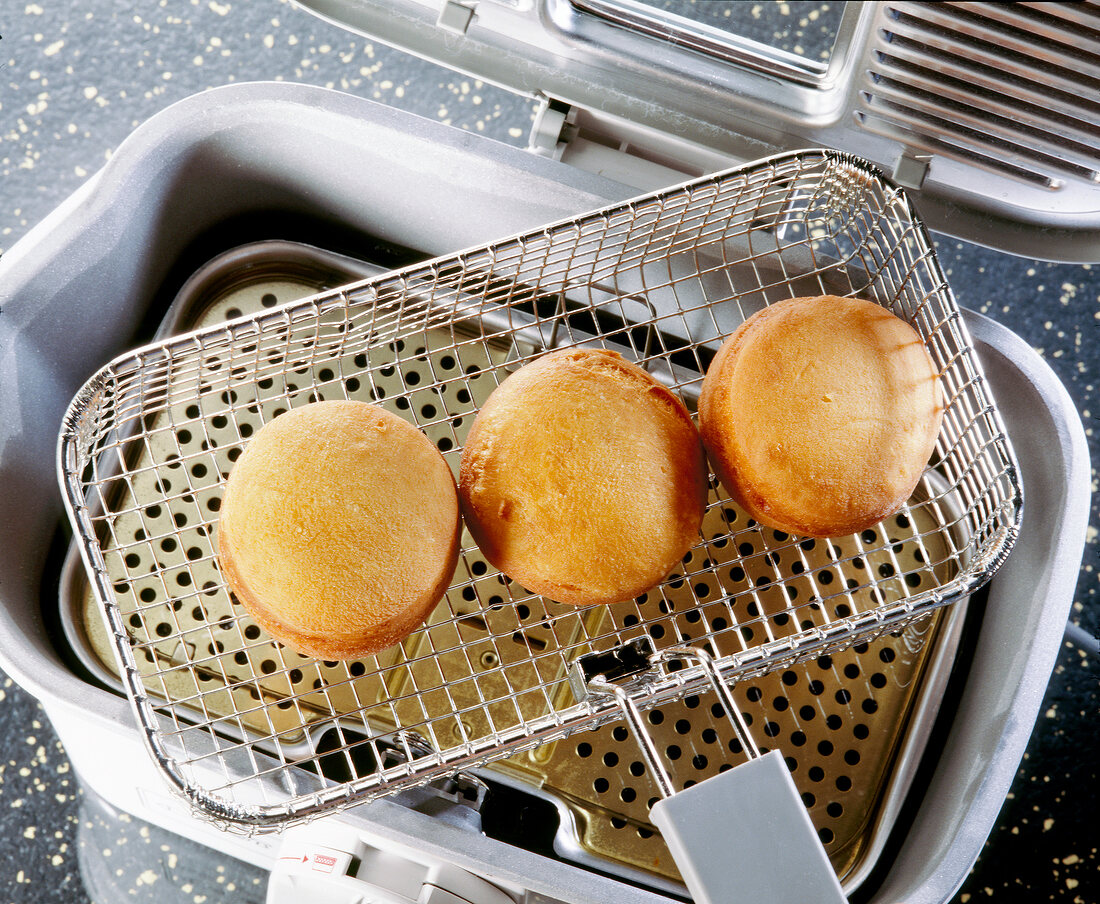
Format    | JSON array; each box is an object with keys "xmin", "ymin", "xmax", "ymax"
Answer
[{"xmin": 0, "ymin": 83, "xmax": 1089, "ymax": 904}]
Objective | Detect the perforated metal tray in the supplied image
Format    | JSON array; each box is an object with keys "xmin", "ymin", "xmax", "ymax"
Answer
[
  {"xmin": 58, "ymin": 238, "xmax": 968, "ymax": 892},
  {"xmin": 58, "ymin": 149, "xmax": 1021, "ymax": 829}
]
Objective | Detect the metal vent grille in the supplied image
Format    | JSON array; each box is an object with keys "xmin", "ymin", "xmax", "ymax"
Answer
[{"xmin": 860, "ymin": 1, "xmax": 1100, "ymax": 187}]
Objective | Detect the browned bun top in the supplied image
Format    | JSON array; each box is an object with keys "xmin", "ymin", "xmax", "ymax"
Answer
[
  {"xmin": 699, "ymin": 295, "xmax": 943, "ymax": 538},
  {"xmin": 217, "ymin": 400, "xmax": 460, "ymax": 660},
  {"xmin": 459, "ymin": 348, "xmax": 708, "ymax": 607}
]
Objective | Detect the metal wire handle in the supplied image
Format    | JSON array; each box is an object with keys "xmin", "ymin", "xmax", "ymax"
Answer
[
  {"xmin": 584, "ymin": 643, "xmax": 762, "ymax": 797},
  {"xmin": 653, "ymin": 645, "xmax": 762, "ymax": 759},
  {"xmin": 578, "ymin": 640, "xmax": 846, "ymax": 904}
]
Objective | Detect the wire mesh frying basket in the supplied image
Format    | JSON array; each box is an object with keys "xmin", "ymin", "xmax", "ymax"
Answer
[{"xmin": 59, "ymin": 149, "xmax": 1021, "ymax": 830}]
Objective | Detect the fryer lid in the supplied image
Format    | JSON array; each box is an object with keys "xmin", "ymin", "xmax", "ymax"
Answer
[{"xmin": 297, "ymin": 0, "xmax": 1100, "ymax": 261}]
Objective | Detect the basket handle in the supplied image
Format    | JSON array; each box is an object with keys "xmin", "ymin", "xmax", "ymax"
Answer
[{"xmin": 577, "ymin": 642, "xmax": 846, "ymax": 904}]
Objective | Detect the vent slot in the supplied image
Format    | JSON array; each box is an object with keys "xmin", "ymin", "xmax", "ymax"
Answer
[
  {"xmin": 863, "ymin": 69, "xmax": 1100, "ymax": 180},
  {"xmin": 875, "ymin": 33, "xmax": 1100, "ymax": 126},
  {"xmin": 861, "ymin": 1, "xmax": 1100, "ymax": 186},
  {"xmin": 923, "ymin": 2, "xmax": 1100, "ymax": 74}
]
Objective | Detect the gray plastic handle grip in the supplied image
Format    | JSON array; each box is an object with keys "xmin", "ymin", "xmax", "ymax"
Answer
[{"xmin": 649, "ymin": 750, "xmax": 847, "ymax": 904}]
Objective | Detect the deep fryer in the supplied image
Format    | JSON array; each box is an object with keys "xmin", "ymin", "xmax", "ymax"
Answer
[{"xmin": 0, "ymin": 2, "xmax": 1094, "ymax": 903}]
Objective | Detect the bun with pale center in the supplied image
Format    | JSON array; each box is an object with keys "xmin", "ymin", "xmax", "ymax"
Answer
[
  {"xmin": 459, "ymin": 349, "xmax": 708, "ymax": 607},
  {"xmin": 699, "ymin": 295, "xmax": 943, "ymax": 538},
  {"xmin": 218, "ymin": 400, "xmax": 460, "ymax": 660}
]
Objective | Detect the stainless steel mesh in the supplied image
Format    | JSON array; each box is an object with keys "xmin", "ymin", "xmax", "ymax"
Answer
[{"xmin": 58, "ymin": 149, "xmax": 1021, "ymax": 829}]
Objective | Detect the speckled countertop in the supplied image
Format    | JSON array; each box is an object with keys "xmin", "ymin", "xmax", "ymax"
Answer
[{"xmin": 1, "ymin": 2, "xmax": 1096, "ymax": 903}]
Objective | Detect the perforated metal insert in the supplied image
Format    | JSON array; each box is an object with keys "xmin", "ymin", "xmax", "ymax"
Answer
[
  {"xmin": 67, "ymin": 245, "xmax": 957, "ymax": 887},
  {"xmin": 60, "ymin": 150, "xmax": 1020, "ymax": 829}
]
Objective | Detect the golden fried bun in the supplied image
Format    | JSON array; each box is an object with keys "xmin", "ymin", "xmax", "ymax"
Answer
[
  {"xmin": 217, "ymin": 400, "xmax": 460, "ymax": 660},
  {"xmin": 459, "ymin": 349, "xmax": 708, "ymax": 607},
  {"xmin": 699, "ymin": 295, "xmax": 943, "ymax": 538}
]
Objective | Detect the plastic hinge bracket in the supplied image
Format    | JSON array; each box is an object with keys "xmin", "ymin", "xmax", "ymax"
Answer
[{"xmin": 438, "ymin": 0, "xmax": 476, "ymax": 34}]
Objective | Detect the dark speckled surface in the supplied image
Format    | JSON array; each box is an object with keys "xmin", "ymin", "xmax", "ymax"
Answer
[{"xmin": 1, "ymin": 2, "xmax": 1096, "ymax": 903}]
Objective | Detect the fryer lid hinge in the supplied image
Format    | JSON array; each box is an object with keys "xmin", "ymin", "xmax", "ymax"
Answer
[
  {"xmin": 528, "ymin": 96, "xmax": 578, "ymax": 160},
  {"xmin": 437, "ymin": 0, "xmax": 477, "ymax": 35},
  {"xmin": 526, "ymin": 94, "xmax": 709, "ymax": 187}
]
